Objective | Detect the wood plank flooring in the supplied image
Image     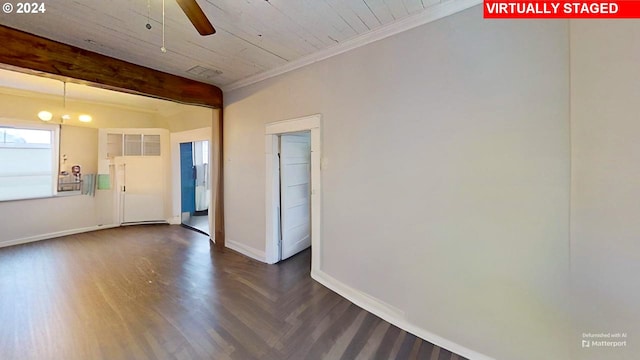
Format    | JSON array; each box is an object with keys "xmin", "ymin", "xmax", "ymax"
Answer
[{"xmin": 0, "ymin": 225, "xmax": 467, "ymax": 360}]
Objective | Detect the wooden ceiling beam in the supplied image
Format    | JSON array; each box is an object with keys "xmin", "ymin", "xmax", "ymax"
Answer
[{"xmin": 0, "ymin": 25, "xmax": 222, "ymax": 109}]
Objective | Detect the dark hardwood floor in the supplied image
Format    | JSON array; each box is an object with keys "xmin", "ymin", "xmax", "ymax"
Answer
[{"xmin": 0, "ymin": 225, "xmax": 467, "ymax": 360}]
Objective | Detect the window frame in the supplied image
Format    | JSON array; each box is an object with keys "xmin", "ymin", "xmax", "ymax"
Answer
[{"xmin": 0, "ymin": 118, "xmax": 60, "ymax": 202}]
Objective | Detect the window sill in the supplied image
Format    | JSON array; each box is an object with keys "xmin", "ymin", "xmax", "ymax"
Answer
[{"xmin": 56, "ymin": 191, "xmax": 82, "ymax": 197}]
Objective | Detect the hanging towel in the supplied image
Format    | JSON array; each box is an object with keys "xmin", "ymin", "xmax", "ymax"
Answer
[
  {"xmin": 97, "ymin": 174, "xmax": 111, "ymax": 190},
  {"xmin": 82, "ymin": 174, "xmax": 96, "ymax": 196}
]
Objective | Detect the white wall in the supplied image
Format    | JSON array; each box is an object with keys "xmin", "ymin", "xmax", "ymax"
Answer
[
  {"xmin": 60, "ymin": 125, "xmax": 99, "ymax": 174},
  {"xmin": 224, "ymin": 6, "xmax": 571, "ymax": 360},
  {"xmin": 570, "ymin": 20, "xmax": 640, "ymax": 360},
  {"xmin": 156, "ymin": 105, "xmax": 214, "ymax": 133}
]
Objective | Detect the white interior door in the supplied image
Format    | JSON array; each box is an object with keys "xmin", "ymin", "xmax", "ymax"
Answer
[
  {"xmin": 280, "ymin": 132, "xmax": 311, "ymax": 260},
  {"xmin": 115, "ymin": 156, "xmax": 165, "ymax": 223}
]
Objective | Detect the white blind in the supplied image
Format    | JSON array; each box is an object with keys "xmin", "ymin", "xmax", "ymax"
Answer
[
  {"xmin": 0, "ymin": 127, "xmax": 55, "ymax": 201},
  {"xmin": 143, "ymin": 135, "xmax": 161, "ymax": 156},
  {"xmin": 124, "ymin": 134, "xmax": 142, "ymax": 156}
]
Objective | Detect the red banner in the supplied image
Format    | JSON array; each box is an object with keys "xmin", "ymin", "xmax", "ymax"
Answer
[{"xmin": 484, "ymin": 1, "xmax": 640, "ymax": 18}]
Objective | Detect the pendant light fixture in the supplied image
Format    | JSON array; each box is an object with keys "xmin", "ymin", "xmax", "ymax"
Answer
[
  {"xmin": 37, "ymin": 81, "xmax": 93, "ymax": 123},
  {"xmin": 61, "ymin": 82, "xmax": 70, "ymax": 123}
]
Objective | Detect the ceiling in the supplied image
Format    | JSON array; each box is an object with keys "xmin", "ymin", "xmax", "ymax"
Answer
[{"xmin": 0, "ymin": 0, "xmax": 468, "ymax": 89}]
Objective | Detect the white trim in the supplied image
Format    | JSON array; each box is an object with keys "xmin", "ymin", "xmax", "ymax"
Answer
[
  {"xmin": 265, "ymin": 134, "xmax": 281, "ymax": 264},
  {"xmin": 226, "ymin": 239, "xmax": 266, "ymax": 262},
  {"xmin": 265, "ymin": 114, "xmax": 321, "ymax": 267},
  {"xmin": 311, "ymin": 269, "xmax": 495, "ymax": 360},
  {"xmin": 223, "ymin": 0, "xmax": 481, "ymax": 92},
  {"xmin": 0, "ymin": 224, "xmax": 119, "ymax": 249},
  {"xmin": 264, "ymin": 115, "xmax": 321, "ymax": 135}
]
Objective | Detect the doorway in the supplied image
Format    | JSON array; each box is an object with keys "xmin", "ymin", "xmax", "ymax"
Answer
[
  {"xmin": 265, "ymin": 114, "xmax": 322, "ymax": 269},
  {"xmin": 180, "ymin": 140, "xmax": 210, "ymax": 234}
]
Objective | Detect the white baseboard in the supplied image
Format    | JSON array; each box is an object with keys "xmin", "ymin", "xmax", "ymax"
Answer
[
  {"xmin": 0, "ymin": 224, "xmax": 120, "ymax": 249},
  {"xmin": 310, "ymin": 269, "xmax": 494, "ymax": 360},
  {"xmin": 225, "ymin": 239, "xmax": 266, "ymax": 262},
  {"xmin": 167, "ymin": 216, "xmax": 181, "ymax": 225}
]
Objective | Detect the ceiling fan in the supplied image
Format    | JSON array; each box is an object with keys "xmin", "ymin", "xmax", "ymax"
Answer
[{"xmin": 175, "ymin": 0, "xmax": 216, "ymax": 36}]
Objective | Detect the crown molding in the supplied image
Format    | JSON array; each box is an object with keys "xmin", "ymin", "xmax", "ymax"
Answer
[{"xmin": 222, "ymin": 0, "xmax": 481, "ymax": 93}]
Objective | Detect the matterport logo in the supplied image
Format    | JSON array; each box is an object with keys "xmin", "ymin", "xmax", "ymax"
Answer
[{"xmin": 582, "ymin": 332, "xmax": 627, "ymax": 348}]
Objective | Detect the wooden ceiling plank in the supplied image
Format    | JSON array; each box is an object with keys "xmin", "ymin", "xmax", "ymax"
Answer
[
  {"xmin": 302, "ymin": 0, "xmax": 360, "ymax": 41},
  {"xmin": 363, "ymin": 0, "xmax": 397, "ymax": 23},
  {"xmin": 205, "ymin": 1, "xmax": 320, "ymax": 53},
  {"xmin": 403, "ymin": 0, "xmax": 428, "ymax": 14},
  {"xmin": 264, "ymin": 1, "xmax": 354, "ymax": 45},
  {"xmin": 35, "ymin": 21, "xmax": 255, "ymax": 86},
  {"xmin": 57, "ymin": 17, "xmax": 265, "ymax": 78},
  {"xmin": 0, "ymin": 25, "xmax": 222, "ymax": 108},
  {"xmin": 323, "ymin": 0, "xmax": 371, "ymax": 33},
  {"xmin": 230, "ymin": 0, "xmax": 330, "ymax": 50},
  {"xmin": 343, "ymin": 0, "xmax": 382, "ymax": 29},
  {"xmin": 384, "ymin": 0, "xmax": 411, "ymax": 19},
  {"xmin": 423, "ymin": 0, "xmax": 443, "ymax": 8}
]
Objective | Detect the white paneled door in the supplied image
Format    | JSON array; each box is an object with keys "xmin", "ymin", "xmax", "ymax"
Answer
[
  {"xmin": 115, "ymin": 156, "xmax": 165, "ymax": 223},
  {"xmin": 280, "ymin": 133, "xmax": 311, "ymax": 260}
]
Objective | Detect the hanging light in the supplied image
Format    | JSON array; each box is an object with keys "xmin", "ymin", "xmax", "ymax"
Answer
[
  {"xmin": 62, "ymin": 82, "xmax": 68, "ymax": 120},
  {"xmin": 36, "ymin": 81, "xmax": 93, "ymax": 123},
  {"xmin": 37, "ymin": 111, "xmax": 53, "ymax": 121}
]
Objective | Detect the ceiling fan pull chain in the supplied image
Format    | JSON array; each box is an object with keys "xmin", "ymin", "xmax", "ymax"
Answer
[
  {"xmin": 161, "ymin": 0, "xmax": 167, "ymax": 53},
  {"xmin": 146, "ymin": 0, "xmax": 152, "ymax": 29}
]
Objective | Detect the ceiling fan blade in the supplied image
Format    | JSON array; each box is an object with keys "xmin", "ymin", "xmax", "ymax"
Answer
[{"xmin": 176, "ymin": 0, "xmax": 216, "ymax": 36}]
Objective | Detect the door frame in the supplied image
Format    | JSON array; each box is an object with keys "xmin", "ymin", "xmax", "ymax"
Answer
[
  {"xmin": 170, "ymin": 127, "xmax": 213, "ymax": 238},
  {"xmin": 265, "ymin": 114, "xmax": 321, "ymax": 269}
]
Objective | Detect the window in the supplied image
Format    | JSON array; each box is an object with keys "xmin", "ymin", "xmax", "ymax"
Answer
[
  {"xmin": 143, "ymin": 135, "xmax": 161, "ymax": 156},
  {"xmin": 0, "ymin": 123, "xmax": 58, "ymax": 201},
  {"xmin": 107, "ymin": 133, "xmax": 161, "ymax": 157},
  {"xmin": 106, "ymin": 133, "xmax": 123, "ymax": 158}
]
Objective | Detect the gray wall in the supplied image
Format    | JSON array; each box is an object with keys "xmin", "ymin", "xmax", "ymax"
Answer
[
  {"xmin": 570, "ymin": 20, "xmax": 640, "ymax": 360},
  {"xmin": 225, "ymin": 7, "xmax": 571, "ymax": 360}
]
